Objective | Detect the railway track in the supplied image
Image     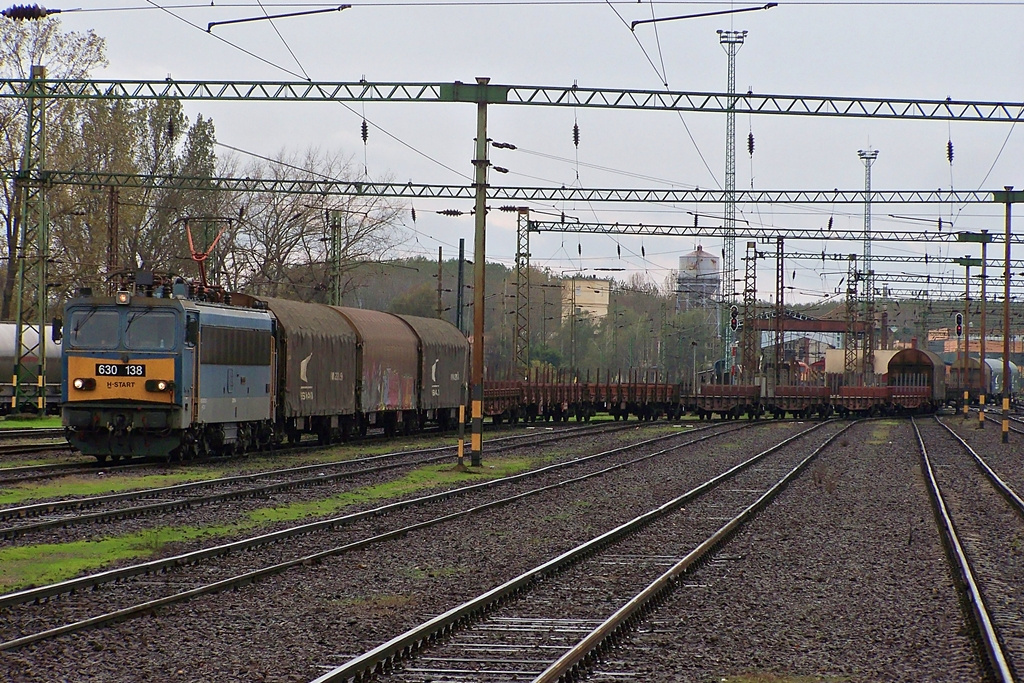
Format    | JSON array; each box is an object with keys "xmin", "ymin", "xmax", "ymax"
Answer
[
  {"xmin": 0, "ymin": 428, "xmax": 65, "ymax": 441},
  {"xmin": 978, "ymin": 409, "xmax": 1024, "ymax": 435},
  {"xmin": 307, "ymin": 419, "xmax": 852, "ymax": 682},
  {"xmin": 915, "ymin": 416, "xmax": 1024, "ymax": 682},
  {"xmin": 0, "ymin": 419, "xmax": 776, "ymax": 653},
  {"xmin": 0, "ymin": 418, "xmax": 615, "ymax": 486},
  {"xmin": 0, "ymin": 420, "xmax": 651, "ymax": 539}
]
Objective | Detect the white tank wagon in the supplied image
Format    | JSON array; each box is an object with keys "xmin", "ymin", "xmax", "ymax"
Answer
[{"xmin": 0, "ymin": 322, "xmax": 62, "ymax": 414}]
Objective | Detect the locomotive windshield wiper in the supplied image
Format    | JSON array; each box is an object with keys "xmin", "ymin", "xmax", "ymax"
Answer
[
  {"xmin": 123, "ymin": 307, "xmax": 153, "ymax": 338},
  {"xmin": 71, "ymin": 309, "xmax": 97, "ymax": 342}
]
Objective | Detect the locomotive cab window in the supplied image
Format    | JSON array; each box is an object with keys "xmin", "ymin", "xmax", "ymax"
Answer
[
  {"xmin": 69, "ymin": 310, "xmax": 120, "ymax": 349},
  {"xmin": 126, "ymin": 310, "xmax": 177, "ymax": 350}
]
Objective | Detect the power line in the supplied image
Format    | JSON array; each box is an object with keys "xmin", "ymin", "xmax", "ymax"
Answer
[
  {"xmin": 136, "ymin": 1, "xmax": 470, "ymax": 181},
  {"xmin": 67, "ymin": 1, "xmax": 1024, "ymax": 10},
  {"xmin": 249, "ymin": 0, "xmax": 312, "ymax": 80}
]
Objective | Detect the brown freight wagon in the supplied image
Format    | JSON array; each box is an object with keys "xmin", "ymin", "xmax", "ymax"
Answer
[
  {"xmin": 396, "ymin": 314, "xmax": 468, "ymax": 430},
  {"xmin": 331, "ymin": 307, "xmax": 420, "ymax": 436},
  {"xmin": 260, "ymin": 297, "xmax": 359, "ymax": 443}
]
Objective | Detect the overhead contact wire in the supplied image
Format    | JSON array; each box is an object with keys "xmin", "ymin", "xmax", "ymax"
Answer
[{"xmin": 141, "ymin": 0, "xmax": 308, "ymax": 79}]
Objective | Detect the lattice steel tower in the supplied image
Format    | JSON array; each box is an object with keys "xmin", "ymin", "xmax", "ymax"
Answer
[
  {"xmin": 858, "ymin": 149, "xmax": 879, "ymax": 383},
  {"xmin": 719, "ymin": 29, "xmax": 746, "ymax": 375}
]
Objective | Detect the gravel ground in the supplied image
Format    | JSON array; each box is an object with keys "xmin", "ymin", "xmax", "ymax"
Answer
[
  {"xmin": 939, "ymin": 412, "xmax": 1024, "ymax": 493},
  {"xmin": 2, "ymin": 420, "xmax": 815, "ymax": 681},
  {"xmin": 595, "ymin": 418, "xmax": 983, "ymax": 683},
  {"xmin": 0, "ymin": 421, "xmax": 749, "ymax": 641},
  {"xmin": 917, "ymin": 417, "xmax": 1024, "ymax": 678}
]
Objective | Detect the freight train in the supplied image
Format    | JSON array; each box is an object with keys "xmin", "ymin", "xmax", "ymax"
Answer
[
  {"xmin": 489, "ymin": 346, "xmax": 958, "ymax": 423},
  {"xmin": 61, "ymin": 274, "xmax": 468, "ymax": 462}
]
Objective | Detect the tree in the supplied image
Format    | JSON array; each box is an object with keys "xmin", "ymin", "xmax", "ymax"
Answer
[
  {"xmin": 224, "ymin": 148, "xmax": 405, "ymax": 301},
  {"xmin": 46, "ymin": 98, "xmax": 225, "ymax": 298},
  {"xmin": 0, "ymin": 17, "xmax": 106, "ymax": 317},
  {"xmin": 388, "ymin": 283, "xmax": 436, "ymax": 317}
]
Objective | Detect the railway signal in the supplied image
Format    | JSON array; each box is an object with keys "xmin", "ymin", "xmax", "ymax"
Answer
[
  {"xmin": 729, "ymin": 305, "xmax": 739, "ymax": 331},
  {"xmin": 955, "ymin": 313, "xmax": 963, "ymax": 338}
]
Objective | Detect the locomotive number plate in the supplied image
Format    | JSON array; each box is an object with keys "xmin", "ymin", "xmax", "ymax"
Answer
[{"xmin": 96, "ymin": 363, "xmax": 146, "ymax": 377}]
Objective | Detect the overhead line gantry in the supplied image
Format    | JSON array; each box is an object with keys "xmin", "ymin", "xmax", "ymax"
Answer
[
  {"xmin": 525, "ymin": 220, "xmax": 1024, "ymax": 243},
  {"xmin": 0, "ymin": 171, "xmax": 998, "ymax": 205},
  {"xmin": 2, "ymin": 79, "xmax": 1022, "ymax": 122}
]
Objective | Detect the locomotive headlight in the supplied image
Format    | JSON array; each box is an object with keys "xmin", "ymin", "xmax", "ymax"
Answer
[
  {"xmin": 72, "ymin": 378, "xmax": 96, "ymax": 391},
  {"xmin": 145, "ymin": 379, "xmax": 173, "ymax": 392}
]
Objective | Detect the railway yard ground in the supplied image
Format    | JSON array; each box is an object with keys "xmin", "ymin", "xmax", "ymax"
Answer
[{"xmin": 0, "ymin": 414, "xmax": 1022, "ymax": 682}]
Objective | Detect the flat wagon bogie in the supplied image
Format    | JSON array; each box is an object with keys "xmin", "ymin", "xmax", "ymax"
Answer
[
  {"xmin": 765, "ymin": 385, "xmax": 831, "ymax": 419},
  {"xmin": 832, "ymin": 386, "xmax": 892, "ymax": 417},
  {"xmin": 696, "ymin": 384, "xmax": 761, "ymax": 420}
]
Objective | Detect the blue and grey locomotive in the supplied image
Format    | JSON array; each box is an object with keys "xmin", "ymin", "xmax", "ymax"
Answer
[{"xmin": 62, "ymin": 275, "xmax": 275, "ymax": 462}]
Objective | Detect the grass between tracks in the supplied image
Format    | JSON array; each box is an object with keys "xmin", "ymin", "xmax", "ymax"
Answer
[
  {"xmin": 0, "ymin": 417, "xmax": 61, "ymax": 429},
  {"xmin": 0, "ymin": 434, "xmax": 456, "ymax": 505},
  {"xmin": 0, "ymin": 452, "xmax": 545, "ymax": 592}
]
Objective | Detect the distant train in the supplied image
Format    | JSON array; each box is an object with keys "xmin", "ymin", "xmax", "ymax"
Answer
[
  {"xmin": 946, "ymin": 354, "xmax": 1022, "ymax": 404},
  {"xmin": 61, "ymin": 274, "xmax": 468, "ymax": 462},
  {"xmin": 695, "ymin": 346, "xmax": 955, "ymax": 420}
]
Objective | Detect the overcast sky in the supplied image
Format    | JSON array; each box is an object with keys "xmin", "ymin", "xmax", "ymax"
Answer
[{"xmin": 47, "ymin": 0, "xmax": 1024, "ymax": 306}]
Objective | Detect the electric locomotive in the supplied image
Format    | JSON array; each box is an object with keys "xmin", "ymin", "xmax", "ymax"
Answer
[{"xmin": 61, "ymin": 274, "xmax": 275, "ymax": 462}]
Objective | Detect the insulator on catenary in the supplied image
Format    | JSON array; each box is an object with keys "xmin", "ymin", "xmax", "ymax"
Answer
[
  {"xmin": 361, "ymin": 120, "xmax": 368, "ymax": 144},
  {"xmin": 827, "ymin": 216, "xmax": 833, "ymax": 230},
  {"xmin": 410, "ymin": 207, "xmax": 416, "ymax": 222},
  {"xmin": 572, "ymin": 123, "xmax": 580, "ymax": 148},
  {"xmin": 437, "ymin": 209, "xmax": 463, "ymax": 216},
  {"xmin": 2, "ymin": 4, "xmax": 54, "ymax": 20},
  {"xmin": 947, "ymin": 139, "xmax": 954, "ymax": 164},
  {"xmin": 747, "ymin": 132, "xmax": 755, "ymax": 157}
]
